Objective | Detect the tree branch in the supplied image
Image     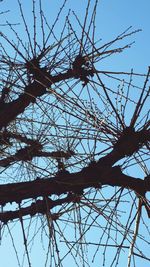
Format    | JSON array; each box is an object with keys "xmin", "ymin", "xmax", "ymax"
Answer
[
  {"xmin": 0, "ymin": 67, "xmax": 94, "ymax": 130},
  {"xmin": 0, "ymin": 194, "xmax": 74, "ymax": 223},
  {"xmin": 0, "ymin": 163, "xmax": 149, "ymax": 206}
]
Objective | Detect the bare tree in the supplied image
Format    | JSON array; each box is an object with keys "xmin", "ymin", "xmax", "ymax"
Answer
[{"xmin": 0, "ymin": 1, "xmax": 149, "ymax": 266}]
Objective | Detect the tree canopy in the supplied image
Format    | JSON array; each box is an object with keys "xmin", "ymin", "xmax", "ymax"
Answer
[{"xmin": 0, "ymin": 1, "xmax": 149, "ymax": 266}]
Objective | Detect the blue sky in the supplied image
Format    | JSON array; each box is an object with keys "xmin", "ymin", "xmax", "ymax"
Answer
[
  {"xmin": 0, "ymin": 1, "xmax": 150, "ymax": 267},
  {"xmin": 1, "ymin": 0, "xmax": 150, "ymax": 71}
]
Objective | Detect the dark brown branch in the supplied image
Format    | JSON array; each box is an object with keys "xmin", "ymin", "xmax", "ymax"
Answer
[
  {"xmin": 0, "ymin": 144, "xmax": 42, "ymax": 167},
  {"xmin": 0, "ymin": 163, "xmax": 149, "ymax": 206},
  {"xmin": 0, "ymin": 130, "xmax": 41, "ymax": 146},
  {"xmin": 0, "ymin": 68, "xmax": 94, "ymax": 130},
  {"xmin": 0, "ymin": 81, "xmax": 47, "ymax": 130},
  {"xmin": 0, "ymin": 144, "xmax": 75, "ymax": 167},
  {"xmin": 98, "ymin": 127, "xmax": 150, "ymax": 166},
  {"xmin": 0, "ymin": 126, "xmax": 149, "ymax": 215},
  {"xmin": 0, "ymin": 195, "xmax": 74, "ymax": 223},
  {"xmin": 0, "ymin": 127, "xmax": 149, "ymax": 168}
]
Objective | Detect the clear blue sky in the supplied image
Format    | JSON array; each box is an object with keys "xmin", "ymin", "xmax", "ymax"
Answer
[{"xmin": 0, "ymin": 1, "xmax": 150, "ymax": 266}]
